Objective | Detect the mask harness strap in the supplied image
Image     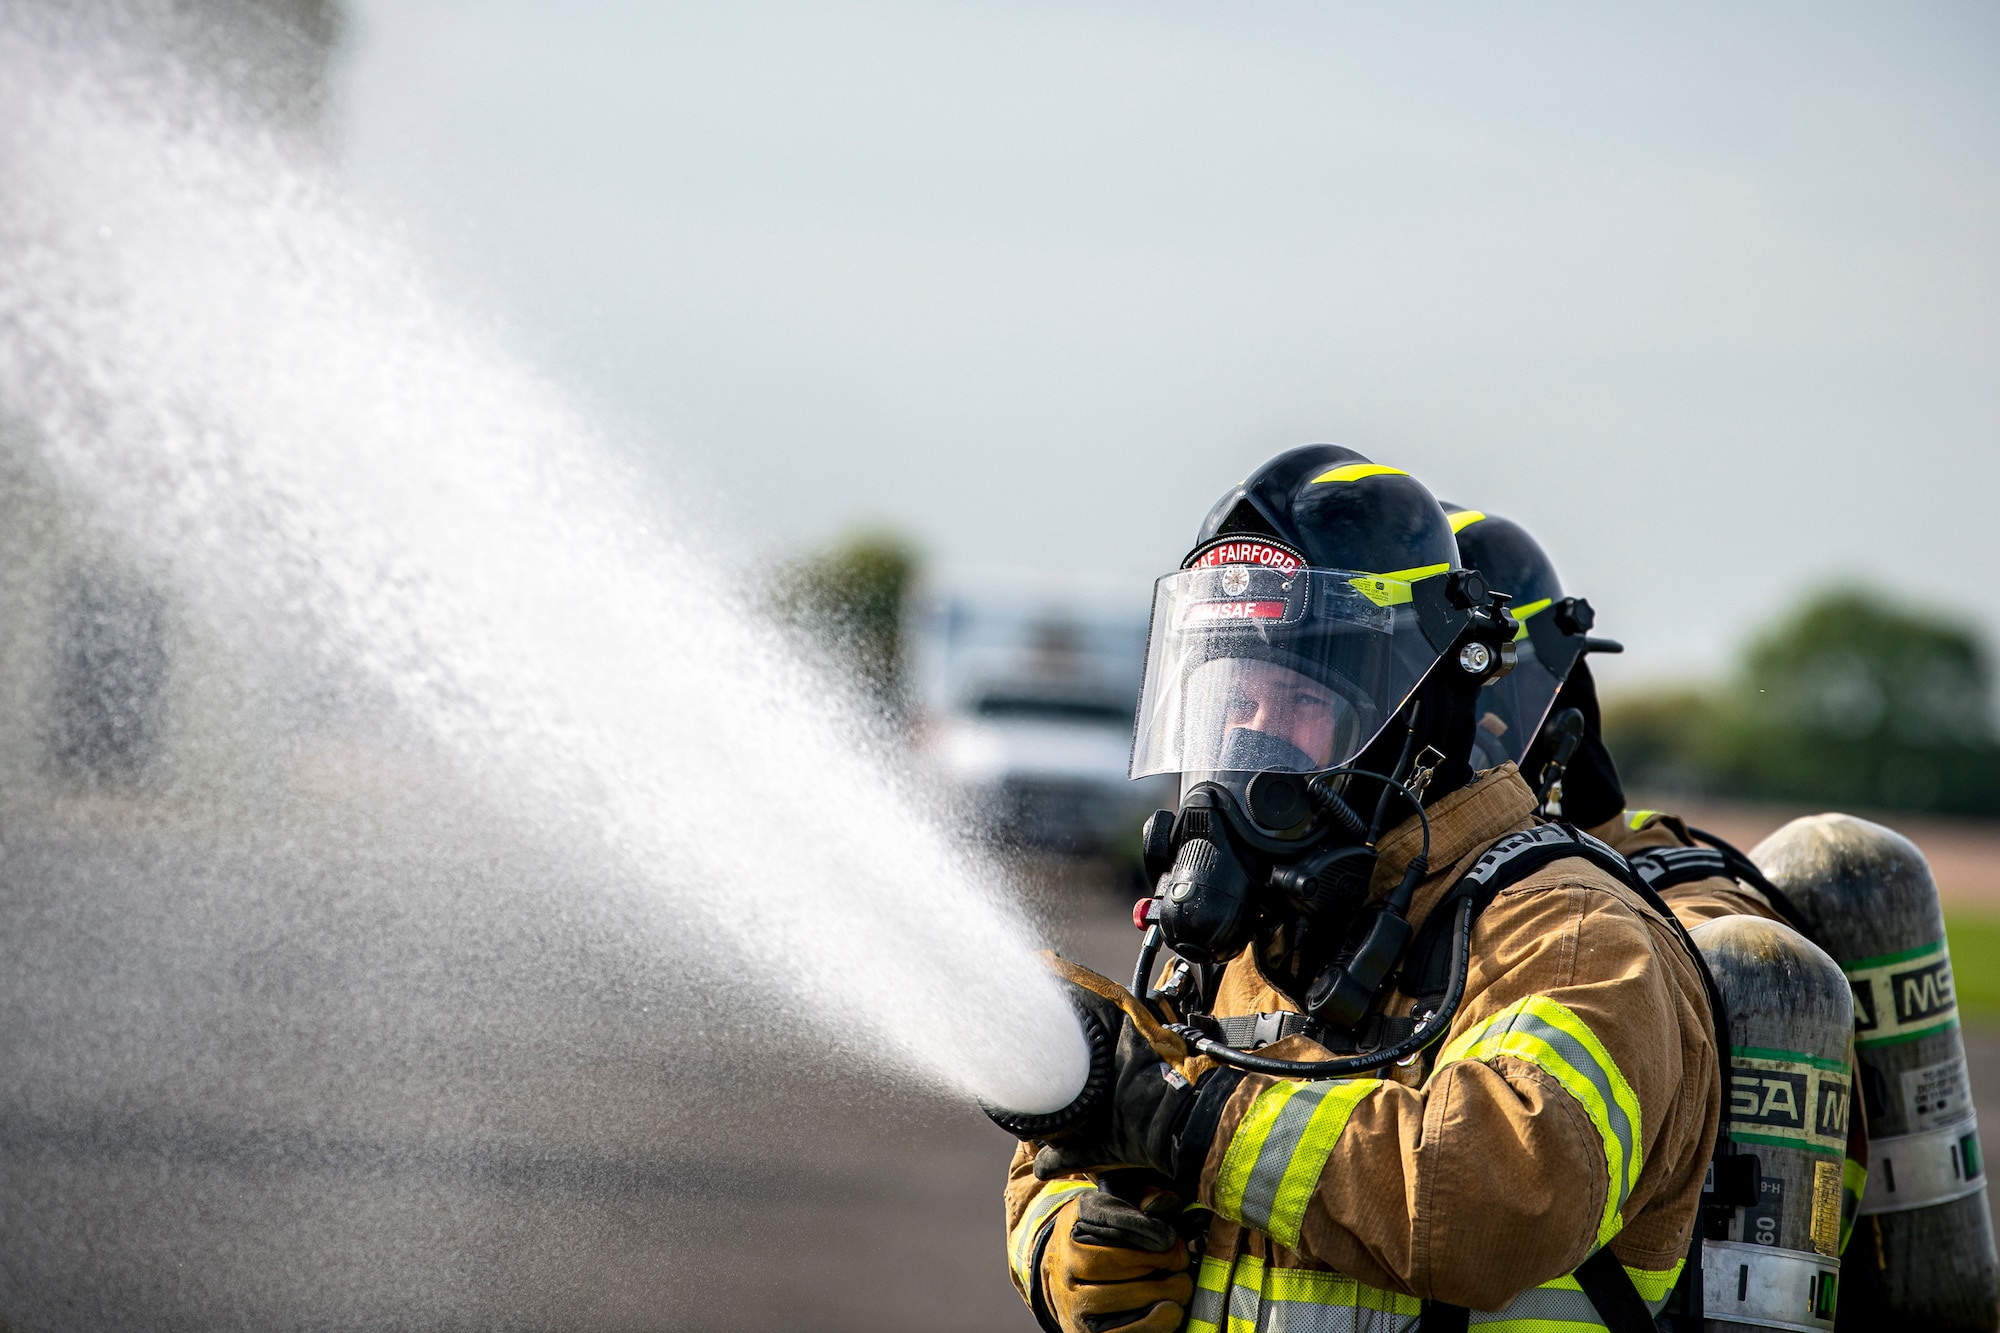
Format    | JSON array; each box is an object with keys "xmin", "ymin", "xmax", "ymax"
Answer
[{"xmin": 1163, "ymin": 760, "xmax": 1449, "ymax": 1080}]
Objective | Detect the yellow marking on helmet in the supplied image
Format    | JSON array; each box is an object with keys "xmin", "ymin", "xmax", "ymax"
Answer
[
  {"xmin": 1345, "ymin": 562, "xmax": 1450, "ymax": 608},
  {"xmin": 1509, "ymin": 596, "xmax": 1552, "ymax": 641},
  {"xmin": 1446, "ymin": 509, "xmax": 1487, "ymax": 534},
  {"xmin": 1310, "ymin": 463, "xmax": 1408, "ymax": 484}
]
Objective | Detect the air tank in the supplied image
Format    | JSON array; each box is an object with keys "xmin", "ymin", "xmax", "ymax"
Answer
[
  {"xmin": 1691, "ymin": 914, "xmax": 1852, "ymax": 1333},
  {"xmin": 1754, "ymin": 813, "xmax": 2000, "ymax": 1332}
]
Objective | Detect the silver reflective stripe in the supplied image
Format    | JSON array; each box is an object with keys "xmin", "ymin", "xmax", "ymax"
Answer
[
  {"xmin": 1257, "ymin": 1301, "xmax": 1417, "ymax": 1332},
  {"xmin": 1489, "ymin": 1009, "xmax": 1639, "ymax": 1212},
  {"xmin": 1701, "ymin": 1239, "xmax": 1837, "ymax": 1331},
  {"xmin": 1230, "ymin": 1276, "xmax": 1263, "ymax": 1325},
  {"xmin": 1468, "ymin": 1284, "xmax": 1601, "ymax": 1324},
  {"xmin": 1237, "ymin": 1082, "xmax": 1340, "ymax": 1233},
  {"xmin": 1188, "ymin": 1280, "xmax": 1227, "ymax": 1328}
]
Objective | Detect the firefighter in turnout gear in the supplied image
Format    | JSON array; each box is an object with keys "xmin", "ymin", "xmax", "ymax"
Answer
[
  {"xmin": 996, "ymin": 446, "xmax": 1720, "ymax": 1333},
  {"xmin": 1456, "ymin": 506, "xmax": 1874, "ymax": 1279}
]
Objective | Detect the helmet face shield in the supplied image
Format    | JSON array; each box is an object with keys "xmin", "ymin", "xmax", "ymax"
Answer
[
  {"xmin": 1469, "ymin": 637, "xmax": 1563, "ymax": 771},
  {"xmin": 1467, "ymin": 601, "xmax": 1577, "ymax": 771},
  {"xmin": 1130, "ymin": 565, "xmax": 1441, "ymax": 783}
]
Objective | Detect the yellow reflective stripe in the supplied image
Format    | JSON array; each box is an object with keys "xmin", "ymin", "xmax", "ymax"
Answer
[
  {"xmin": 1265, "ymin": 1082, "xmax": 1378, "ymax": 1245},
  {"xmin": 1193, "ymin": 1248, "xmax": 1677, "ymax": 1332},
  {"xmin": 1438, "ymin": 996, "xmax": 1643, "ymax": 1247},
  {"xmin": 1624, "ymin": 809, "xmax": 1659, "ymax": 831},
  {"xmin": 1184, "ymin": 1253, "xmax": 1232, "ymax": 1333},
  {"xmin": 1447, "ymin": 508, "xmax": 1487, "ymax": 533},
  {"xmin": 1347, "ymin": 562, "xmax": 1452, "ymax": 608},
  {"xmin": 1007, "ymin": 1179, "xmax": 1092, "ymax": 1291},
  {"xmin": 1214, "ymin": 1082, "xmax": 1290, "ymax": 1220},
  {"xmin": 1212, "ymin": 1078, "xmax": 1381, "ymax": 1246},
  {"xmin": 1469, "ymin": 1258, "xmax": 1678, "ymax": 1329},
  {"xmin": 1625, "ymin": 1257, "xmax": 1684, "ymax": 1308},
  {"xmin": 1311, "ymin": 463, "xmax": 1408, "ymax": 484},
  {"xmin": 1189, "ymin": 1251, "xmax": 1421, "ymax": 1332},
  {"xmin": 1468, "ymin": 1276, "xmax": 1601, "ymax": 1329}
]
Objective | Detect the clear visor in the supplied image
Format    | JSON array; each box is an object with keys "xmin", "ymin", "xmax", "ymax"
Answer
[
  {"xmin": 1468, "ymin": 605, "xmax": 1565, "ymax": 771},
  {"xmin": 1129, "ymin": 565, "xmax": 1443, "ymax": 781}
]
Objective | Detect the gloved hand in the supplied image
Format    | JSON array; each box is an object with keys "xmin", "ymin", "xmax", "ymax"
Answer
[
  {"xmin": 1036, "ymin": 1188, "xmax": 1192, "ymax": 1333},
  {"xmin": 1031, "ymin": 956, "xmax": 1236, "ymax": 1187}
]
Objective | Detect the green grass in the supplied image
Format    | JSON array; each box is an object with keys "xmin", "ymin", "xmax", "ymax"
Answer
[{"xmin": 1947, "ymin": 912, "xmax": 2000, "ymax": 1023}]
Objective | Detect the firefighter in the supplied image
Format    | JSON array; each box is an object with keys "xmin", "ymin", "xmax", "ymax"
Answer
[
  {"xmin": 997, "ymin": 446, "xmax": 1719, "ymax": 1333},
  {"xmin": 1451, "ymin": 504, "xmax": 1879, "ymax": 1285}
]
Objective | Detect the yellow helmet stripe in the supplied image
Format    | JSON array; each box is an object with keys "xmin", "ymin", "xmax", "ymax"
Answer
[
  {"xmin": 1446, "ymin": 509, "xmax": 1487, "ymax": 534},
  {"xmin": 1310, "ymin": 463, "xmax": 1408, "ymax": 484},
  {"xmin": 1508, "ymin": 596, "xmax": 1553, "ymax": 641},
  {"xmin": 1345, "ymin": 562, "xmax": 1451, "ymax": 608}
]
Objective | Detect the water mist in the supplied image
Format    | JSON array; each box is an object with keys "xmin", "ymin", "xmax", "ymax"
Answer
[{"xmin": 0, "ymin": 8, "xmax": 1089, "ymax": 1327}]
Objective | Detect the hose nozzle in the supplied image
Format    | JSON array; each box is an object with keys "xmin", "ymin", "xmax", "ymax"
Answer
[{"xmin": 982, "ymin": 996, "xmax": 1114, "ymax": 1140}]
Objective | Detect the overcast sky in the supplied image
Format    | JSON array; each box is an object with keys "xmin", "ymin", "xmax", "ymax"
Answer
[{"xmin": 337, "ymin": 0, "xmax": 2000, "ymax": 683}]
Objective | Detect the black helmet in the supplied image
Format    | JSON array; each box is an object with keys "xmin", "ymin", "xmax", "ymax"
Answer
[
  {"xmin": 1443, "ymin": 507, "xmax": 1578, "ymax": 772},
  {"xmin": 1196, "ymin": 444, "xmax": 1467, "ymax": 576},
  {"xmin": 1131, "ymin": 446, "xmax": 1515, "ymax": 833},
  {"xmin": 1444, "ymin": 506, "xmax": 1623, "ymax": 811}
]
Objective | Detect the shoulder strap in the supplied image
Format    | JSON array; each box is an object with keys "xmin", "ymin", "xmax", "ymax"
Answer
[
  {"xmin": 1209, "ymin": 1010, "xmax": 1311, "ymax": 1050},
  {"xmin": 1406, "ymin": 822, "xmax": 1642, "ymax": 1001},
  {"xmin": 1624, "ymin": 829, "xmax": 1808, "ymax": 933},
  {"xmin": 1573, "ymin": 1247, "xmax": 1664, "ymax": 1333},
  {"xmin": 1683, "ymin": 825, "xmax": 1808, "ymax": 930},
  {"xmin": 1411, "ymin": 823, "xmax": 1733, "ymax": 1333},
  {"xmin": 1625, "ymin": 843, "xmax": 1732, "ymax": 893}
]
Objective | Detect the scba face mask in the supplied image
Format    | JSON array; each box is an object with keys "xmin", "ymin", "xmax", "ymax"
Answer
[{"xmin": 1130, "ymin": 551, "xmax": 1517, "ymax": 975}]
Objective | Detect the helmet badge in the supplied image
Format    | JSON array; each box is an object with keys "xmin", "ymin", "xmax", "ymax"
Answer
[{"xmin": 1221, "ymin": 566, "xmax": 1251, "ymax": 596}]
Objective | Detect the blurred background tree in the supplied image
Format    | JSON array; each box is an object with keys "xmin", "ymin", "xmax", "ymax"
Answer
[
  {"xmin": 1605, "ymin": 587, "xmax": 2000, "ymax": 816},
  {"xmin": 769, "ymin": 530, "xmax": 921, "ymax": 711}
]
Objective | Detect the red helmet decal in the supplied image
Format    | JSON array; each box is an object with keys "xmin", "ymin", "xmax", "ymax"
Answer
[
  {"xmin": 1180, "ymin": 537, "xmax": 1305, "ymax": 577},
  {"xmin": 1180, "ymin": 598, "xmax": 1287, "ymax": 626}
]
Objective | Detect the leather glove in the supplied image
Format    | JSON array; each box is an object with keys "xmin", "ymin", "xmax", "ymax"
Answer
[
  {"xmin": 1031, "ymin": 956, "xmax": 1239, "ymax": 1188},
  {"xmin": 1036, "ymin": 1188, "xmax": 1192, "ymax": 1333}
]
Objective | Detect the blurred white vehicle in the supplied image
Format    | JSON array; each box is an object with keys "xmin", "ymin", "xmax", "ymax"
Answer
[{"xmin": 908, "ymin": 572, "xmax": 1176, "ymax": 856}]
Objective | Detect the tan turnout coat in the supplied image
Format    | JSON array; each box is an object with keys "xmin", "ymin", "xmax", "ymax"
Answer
[{"xmin": 1005, "ymin": 766, "xmax": 1719, "ymax": 1327}]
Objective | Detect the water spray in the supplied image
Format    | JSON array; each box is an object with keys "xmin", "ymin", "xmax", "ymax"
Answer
[{"xmin": 0, "ymin": 6, "xmax": 1091, "ymax": 1144}]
